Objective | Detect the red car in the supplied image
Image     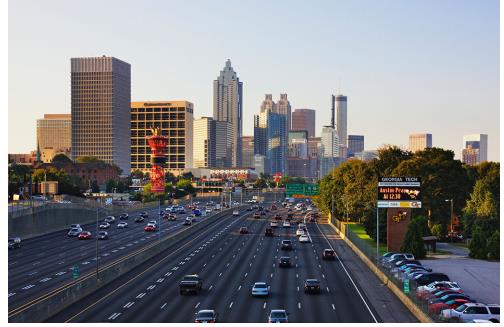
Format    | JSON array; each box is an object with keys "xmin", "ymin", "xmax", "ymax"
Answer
[
  {"xmin": 78, "ymin": 231, "xmax": 92, "ymax": 240},
  {"xmin": 144, "ymin": 225, "xmax": 156, "ymax": 232},
  {"xmin": 428, "ymin": 298, "xmax": 471, "ymax": 314}
]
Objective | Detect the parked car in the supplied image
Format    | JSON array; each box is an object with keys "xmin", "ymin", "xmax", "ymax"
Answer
[
  {"xmin": 416, "ymin": 281, "xmax": 462, "ymax": 300},
  {"xmin": 428, "ymin": 298, "xmax": 471, "ymax": 315},
  {"xmin": 413, "ymin": 272, "xmax": 450, "ymax": 286},
  {"xmin": 441, "ymin": 303, "xmax": 500, "ymax": 323}
]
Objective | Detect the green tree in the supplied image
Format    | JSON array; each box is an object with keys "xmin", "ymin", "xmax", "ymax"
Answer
[
  {"xmin": 131, "ymin": 170, "xmax": 144, "ymax": 179},
  {"xmin": 430, "ymin": 224, "xmax": 443, "ymax": 240},
  {"xmin": 400, "ymin": 219, "xmax": 427, "ymax": 259},
  {"xmin": 254, "ymin": 178, "xmax": 267, "ymax": 189},
  {"xmin": 469, "ymin": 226, "xmax": 488, "ymax": 259},
  {"xmin": 487, "ymin": 230, "xmax": 499, "ymax": 260},
  {"xmin": 51, "ymin": 153, "xmax": 73, "ymax": 164},
  {"xmin": 75, "ymin": 156, "xmax": 104, "ymax": 164},
  {"xmin": 116, "ymin": 180, "xmax": 127, "ymax": 193},
  {"xmin": 176, "ymin": 179, "xmax": 195, "ymax": 194},
  {"xmin": 106, "ymin": 179, "xmax": 117, "ymax": 193},
  {"xmin": 90, "ymin": 180, "xmax": 100, "ymax": 193}
]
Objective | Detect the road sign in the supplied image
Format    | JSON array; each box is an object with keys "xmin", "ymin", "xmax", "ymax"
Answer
[
  {"xmin": 403, "ymin": 278, "xmax": 410, "ymax": 294},
  {"xmin": 377, "ymin": 201, "xmax": 422, "ymax": 208},
  {"xmin": 72, "ymin": 265, "xmax": 79, "ymax": 279},
  {"xmin": 286, "ymin": 184, "xmax": 319, "ymax": 197}
]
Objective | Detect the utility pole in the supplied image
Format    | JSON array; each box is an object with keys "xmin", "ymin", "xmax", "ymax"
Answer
[{"xmin": 445, "ymin": 199, "xmax": 454, "ymax": 243}]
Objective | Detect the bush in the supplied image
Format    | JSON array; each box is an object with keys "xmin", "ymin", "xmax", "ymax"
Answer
[
  {"xmin": 430, "ymin": 224, "xmax": 443, "ymax": 240},
  {"xmin": 400, "ymin": 219, "xmax": 426, "ymax": 259},
  {"xmin": 469, "ymin": 226, "xmax": 488, "ymax": 259},
  {"xmin": 487, "ymin": 230, "xmax": 499, "ymax": 260}
]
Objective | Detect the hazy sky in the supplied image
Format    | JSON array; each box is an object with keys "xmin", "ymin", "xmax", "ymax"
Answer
[{"xmin": 9, "ymin": 0, "xmax": 500, "ymax": 161}]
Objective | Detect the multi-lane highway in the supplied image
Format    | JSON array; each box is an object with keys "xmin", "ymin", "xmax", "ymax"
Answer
[
  {"xmin": 46, "ymin": 205, "xmax": 385, "ymax": 323},
  {"xmin": 8, "ymin": 200, "xmax": 224, "ymax": 313}
]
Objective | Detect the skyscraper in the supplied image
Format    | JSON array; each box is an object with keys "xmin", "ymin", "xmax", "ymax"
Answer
[
  {"xmin": 291, "ymin": 109, "xmax": 316, "ymax": 137},
  {"xmin": 276, "ymin": 94, "xmax": 292, "ymax": 131},
  {"xmin": 462, "ymin": 134, "xmax": 488, "ymax": 164},
  {"xmin": 193, "ymin": 117, "xmax": 216, "ymax": 168},
  {"xmin": 213, "ymin": 59, "xmax": 243, "ymax": 167},
  {"xmin": 320, "ymin": 126, "xmax": 341, "ymax": 177},
  {"xmin": 254, "ymin": 110, "xmax": 287, "ymax": 175},
  {"xmin": 260, "ymin": 94, "xmax": 276, "ymax": 113},
  {"xmin": 215, "ymin": 120, "xmax": 232, "ymax": 168},
  {"xmin": 241, "ymin": 136, "xmax": 254, "ymax": 168},
  {"xmin": 333, "ymin": 94, "xmax": 348, "ymax": 147},
  {"xmin": 36, "ymin": 114, "xmax": 71, "ymax": 162},
  {"xmin": 348, "ymin": 135, "xmax": 365, "ymax": 157},
  {"xmin": 71, "ymin": 56, "xmax": 131, "ymax": 174},
  {"xmin": 409, "ymin": 133, "xmax": 432, "ymax": 152}
]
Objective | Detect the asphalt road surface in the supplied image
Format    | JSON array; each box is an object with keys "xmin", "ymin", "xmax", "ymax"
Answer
[{"xmin": 48, "ymin": 207, "xmax": 383, "ymax": 323}]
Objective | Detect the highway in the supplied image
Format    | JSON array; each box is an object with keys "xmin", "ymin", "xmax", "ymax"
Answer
[
  {"xmin": 47, "ymin": 206, "xmax": 382, "ymax": 323},
  {"xmin": 8, "ymin": 200, "xmax": 227, "ymax": 312}
]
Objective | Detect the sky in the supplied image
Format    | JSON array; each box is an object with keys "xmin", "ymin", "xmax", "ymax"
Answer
[{"xmin": 8, "ymin": 0, "xmax": 500, "ymax": 161}]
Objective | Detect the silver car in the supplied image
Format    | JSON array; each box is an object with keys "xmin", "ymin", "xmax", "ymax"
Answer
[{"xmin": 67, "ymin": 227, "xmax": 83, "ymax": 237}]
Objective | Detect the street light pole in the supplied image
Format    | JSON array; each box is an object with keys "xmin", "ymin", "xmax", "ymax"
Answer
[
  {"xmin": 95, "ymin": 198, "xmax": 100, "ymax": 280},
  {"xmin": 445, "ymin": 199, "xmax": 454, "ymax": 243},
  {"xmin": 376, "ymin": 207, "xmax": 379, "ymax": 266}
]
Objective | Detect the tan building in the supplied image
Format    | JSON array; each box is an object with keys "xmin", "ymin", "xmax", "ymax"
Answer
[
  {"xmin": 193, "ymin": 117, "xmax": 216, "ymax": 168},
  {"xmin": 131, "ymin": 101, "xmax": 193, "ymax": 176},
  {"xmin": 462, "ymin": 146, "xmax": 480, "ymax": 166},
  {"xmin": 36, "ymin": 114, "xmax": 71, "ymax": 162},
  {"xmin": 409, "ymin": 133, "xmax": 432, "ymax": 152}
]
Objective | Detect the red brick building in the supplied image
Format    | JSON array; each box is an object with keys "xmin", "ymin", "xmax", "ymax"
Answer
[{"xmin": 36, "ymin": 162, "xmax": 119, "ymax": 188}]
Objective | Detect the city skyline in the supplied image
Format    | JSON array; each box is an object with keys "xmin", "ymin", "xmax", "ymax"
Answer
[{"xmin": 9, "ymin": 0, "xmax": 499, "ymax": 161}]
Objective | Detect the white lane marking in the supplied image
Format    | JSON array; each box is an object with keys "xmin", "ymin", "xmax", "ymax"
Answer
[
  {"xmin": 315, "ymin": 222, "xmax": 378, "ymax": 323},
  {"xmin": 33, "ymin": 261, "xmax": 41, "ymax": 266},
  {"xmin": 190, "ymin": 253, "xmax": 196, "ymax": 257},
  {"xmin": 119, "ymin": 247, "xmax": 126, "ymax": 250},
  {"xmin": 165, "ymin": 272, "xmax": 172, "ymax": 277},
  {"xmin": 40, "ymin": 277, "xmax": 52, "ymax": 283},
  {"xmin": 219, "ymin": 272, "xmax": 223, "ymax": 277},
  {"xmin": 332, "ymin": 304, "xmax": 336, "ymax": 310},
  {"xmin": 55, "ymin": 271, "xmax": 66, "ymax": 276},
  {"xmin": 322, "ymin": 274, "xmax": 325, "ymax": 279},
  {"xmin": 161, "ymin": 303, "xmax": 167, "ymax": 309},
  {"xmin": 249, "ymin": 262, "xmax": 253, "ymax": 267},
  {"xmin": 318, "ymin": 264, "xmax": 322, "ymax": 268},
  {"xmin": 203, "ymin": 263, "xmax": 207, "ymax": 267},
  {"xmin": 298, "ymin": 302, "xmax": 301, "ymax": 309},
  {"xmin": 263, "ymin": 302, "xmax": 267, "ymax": 309},
  {"xmin": 244, "ymin": 273, "xmax": 248, "ymax": 277},
  {"xmin": 195, "ymin": 302, "xmax": 200, "ymax": 309},
  {"xmin": 172, "ymin": 267, "xmax": 179, "ymax": 271},
  {"xmin": 147, "ymin": 285, "xmax": 156, "ymax": 290},
  {"xmin": 136, "ymin": 293, "xmax": 146, "ymax": 299},
  {"xmin": 157, "ymin": 278, "xmax": 165, "ymax": 283},
  {"xmin": 295, "ymin": 264, "xmax": 298, "ymax": 268},
  {"xmin": 233, "ymin": 254, "xmax": 236, "ymax": 258},
  {"xmin": 226, "ymin": 263, "xmax": 230, "ymax": 267},
  {"xmin": 58, "ymin": 261, "xmax": 65, "ymax": 265},
  {"xmin": 326, "ymin": 287, "xmax": 330, "ymax": 293},
  {"xmin": 8, "ymin": 292, "xmax": 16, "ymax": 298},
  {"xmin": 111, "ymin": 250, "xmax": 118, "ymax": 253},
  {"xmin": 108, "ymin": 313, "xmax": 121, "ymax": 320},
  {"xmin": 209, "ymin": 285, "xmax": 213, "ymax": 291},
  {"xmin": 123, "ymin": 302, "xmax": 135, "ymax": 309},
  {"xmin": 270, "ymin": 273, "xmax": 274, "ymax": 278},
  {"xmin": 185, "ymin": 257, "xmax": 190, "ymax": 261},
  {"xmin": 27, "ymin": 271, "xmax": 38, "ymax": 276},
  {"xmin": 238, "ymin": 285, "xmax": 242, "ymax": 291},
  {"xmin": 297, "ymin": 286, "xmax": 300, "ymax": 292},
  {"xmin": 296, "ymin": 273, "xmax": 299, "ymax": 278},
  {"xmin": 180, "ymin": 262, "xmax": 185, "ymax": 265},
  {"xmin": 21, "ymin": 284, "xmax": 35, "ymax": 290},
  {"xmin": 82, "ymin": 261, "xmax": 91, "ymax": 265}
]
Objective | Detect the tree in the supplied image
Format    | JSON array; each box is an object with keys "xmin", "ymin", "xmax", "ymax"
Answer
[
  {"xmin": 430, "ymin": 224, "xmax": 443, "ymax": 240},
  {"xmin": 463, "ymin": 177, "xmax": 499, "ymax": 237},
  {"xmin": 164, "ymin": 171, "xmax": 176, "ymax": 183},
  {"xmin": 469, "ymin": 226, "xmax": 488, "ymax": 259},
  {"xmin": 75, "ymin": 156, "xmax": 104, "ymax": 164},
  {"xmin": 487, "ymin": 230, "xmax": 499, "ymax": 260},
  {"xmin": 254, "ymin": 178, "xmax": 267, "ymax": 189},
  {"xmin": 400, "ymin": 219, "xmax": 426, "ymax": 259},
  {"xmin": 131, "ymin": 170, "xmax": 144, "ymax": 179},
  {"xmin": 176, "ymin": 179, "xmax": 195, "ymax": 194},
  {"xmin": 51, "ymin": 153, "xmax": 73, "ymax": 164},
  {"xmin": 106, "ymin": 179, "xmax": 117, "ymax": 193},
  {"xmin": 116, "ymin": 180, "xmax": 127, "ymax": 193},
  {"xmin": 90, "ymin": 180, "xmax": 100, "ymax": 193}
]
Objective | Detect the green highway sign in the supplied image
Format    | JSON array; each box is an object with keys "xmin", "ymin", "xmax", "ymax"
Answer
[
  {"xmin": 403, "ymin": 278, "xmax": 410, "ymax": 294},
  {"xmin": 72, "ymin": 265, "xmax": 79, "ymax": 279},
  {"xmin": 286, "ymin": 183, "xmax": 320, "ymax": 197}
]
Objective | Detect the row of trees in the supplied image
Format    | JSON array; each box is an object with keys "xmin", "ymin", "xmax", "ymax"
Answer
[{"xmin": 315, "ymin": 146, "xmax": 500, "ymax": 260}]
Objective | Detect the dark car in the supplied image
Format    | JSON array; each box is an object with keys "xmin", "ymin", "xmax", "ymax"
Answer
[
  {"xmin": 322, "ymin": 248, "xmax": 336, "ymax": 260},
  {"xmin": 134, "ymin": 216, "xmax": 145, "ymax": 223},
  {"xmin": 8, "ymin": 237, "xmax": 21, "ymax": 249},
  {"xmin": 140, "ymin": 211, "xmax": 148, "ymax": 218},
  {"xmin": 180, "ymin": 274, "xmax": 203, "ymax": 295},
  {"xmin": 246, "ymin": 207, "xmax": 253, "ymax": 211},
  {"xmin": 279, "ymin": 256, "xmax": 291, "ymax": 267},
  {"xmin": 239, "ymin": 227, "xmax": 248, "ymax": 234},
  {"xmin": 253, "ymin": 212, "xmax": 261, "ymax": 219},
  {"xmin": 193, "ymin": 209, "xmax": 202, "ymax": 216},
  {"xmin": 260, "ymin": 211, "xmax": 266, "ymax": 216},
  {"xmin": 119, "ymin": 213, "xmax": 129, "ymax": 220},
  {"xmin": 265, "ymin": 228, "xmax": 274, "ymax": 236},
  {"xmin": 281, "ymin": 240, "xmax": 293, "ymax": 250},
  {"xmin": 414, "ymin": 273, "xmax": 450, "ymax": 286},
  {"xmin": 98, "ymin": 231, "xmax": 109, "ymax": 240},
  {"xmin": 304, "ymin": 279, "xmax": 321, "ymax": 294},
  {"xmin": 194, "ymin": 310, "xmax": 218, "ymax": 323}
]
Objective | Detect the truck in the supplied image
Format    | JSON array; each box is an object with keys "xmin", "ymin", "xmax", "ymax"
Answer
[{"xmin": 179, "ymin": 275, "xmax": 203, "ymax": 295}]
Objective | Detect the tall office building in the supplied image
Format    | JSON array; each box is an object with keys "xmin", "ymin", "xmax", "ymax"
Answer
[
  {"xmin": 292, "ymin": 109, "xmax": 315, "ymax": 137},
  {"xmin": 348, "ymin": 135, "xmax": 365, "ymax": 157},
  {"xmin": 193, "ymin": 117, "xmax": 216, "ymax": 168},
  {"xmin": 320, "ymin": 126, "xmax": 341, "ymax": 177},
  {"xmin": 241, "ymin": 136, "xmax": 255, "ymax": 168},
  {"xmin": 462, "ymin": 134, "xmax": 488, "ymax": 164},
  {"xmin": 36, "ymin": 114, "xmax": 71, "ymax": 162},
  {"xmin": 409, "ymin": 133, "xmax": 432, "ymax": 152},
  {"xmin": 213, "ymin": 59, "xmax": 243, "ymax": 167},
  {"xmin": 130, "ymin": 101, "xmax": 193, "ymax": 176},
  {"xmin": 277, "ymin": 94, "xmax": 292, "ymax": 131},
  {"xmin": 331, "ymin": 94, "xmax": 348, "ymax": 147},
  {"xmin": 215, "ymin": 120, "xmax": 232, "ymax": 168},
  {"xmin": 307, "ymin": 136, "xmax": 322, "ymax": 181},
  {"xmin": 260, "ymin": 94, "xmax": 276, "ymax": 113},
  {"xmin": 254, "ymin": 110, "xmax": 287, "ymax": 175},
  {"xmin": 71, "ymin": 56, "xmax": 131, "ymax": 174},
  {"xmin": 287, "ymin": 130, "xmax": 309, "ymax": 178}
]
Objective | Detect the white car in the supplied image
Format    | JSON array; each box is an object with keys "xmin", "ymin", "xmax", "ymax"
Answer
[
  {"xmin": 441, "ymin": 303, "xmax": 500, "ymax": 323},
  {"xmin": 233, "ymin": 210, "xmax": 240, "ymax": 216},
  {"xmin": 117, "ymin": 222, "xmax": 128, "ymax": 228},
  {"xmin": 282, "ymin": 221, "xmax": 291, "ymax": 228},
  {"xmin": 270, "ymin": 221, "xmax": 279, "ymax": 228},
  {"xmin": 148, "ymin": 220, "xmax": 158, "ymax": 226},
  {"xmin": 298, "ymin": 223, "xmax": 306, "ymax": 229},
  {"xmin": 205, "ymin": 208, "xmax": 212, "ymax": 213},
  {"xmin": 299, "ymin": 234, "xmax": 310, "ymax": 243},
  {"xmin": 416, "ymin": 281, "xmax": 461, "ymax": 294},
  {"xmin": 296, "ymin": 229, "xmax": 305, "ymax": 236},
  {"xmin": 99, "ymin": 222, "xmax": 110, "ymax": 229}
]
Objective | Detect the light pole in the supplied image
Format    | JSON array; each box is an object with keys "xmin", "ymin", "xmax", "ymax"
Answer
[
  {"xmin": 95, "ymin": 197, "xmax": 101, "ymax": 280},
  {"xmin": 445, "ymin": 199, "xmax": 454, "ymax": 243}
]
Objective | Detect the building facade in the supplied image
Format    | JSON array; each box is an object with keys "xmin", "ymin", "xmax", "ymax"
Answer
[
  {"xmin": 348, "ymin": 135, "xmax": 364, "ymax": 157},
  {"xmin": 354, "ymin": 150, "xmax": 378, "ymax": 161},
  {"xmin": 331, "ymin": 94, "xmax": 348, "ymax": 147},
  {"xmin": 254, "ymin": 110, "xmax": 287, "ymax": 175},
  {"xmin": 71, "ymin": 56, "xmax": 131, "ymax": 174},
  {"xmin": 462, "ymin": 134, "xmax": 488, "ymax": 164},
  {"xmin": 291, "ymin": 109, "xmax": 315, "ymax": 137},
  {"xmin": 8, "ymin": 151, "xmax": 37, "ymax": 165},
  {"xmin": 213, "ymin": 59, "xmax": 243, "ymax": 167},
  {"xmin": 215, "ymin": 120, "xmax": 232, "ymax": 168},
  {"xmin": 130, "ymin": 101, "xmax": 193, "ymax": 176},
  {"xmin": 320, "ymin": 126, "xmax": 341, "ymax": 177},
  {"xmin": 193, "ymin": 117, "xmax": 216, "ymax": 168},
  {"xmin": 276, "ymin": 94, "xmax": 292, "ymax": 132},
  {"xmin": 36, "ymin": 114, "xmax": 72, "ymax": 163},
  {"xmin": 462, "ymin": 147, "xmax": 480, "ymax": 166},
  {"xmin": 409, "ymin": 133, "xmax": 432, "ymax": 152},
  {"xmin": 241, "ymin": 136, "xmax": 254, "ymax": 168}
]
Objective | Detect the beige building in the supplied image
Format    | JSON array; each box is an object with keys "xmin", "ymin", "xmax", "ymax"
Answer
[
  {"xmin": 131, "ymin": 101, "xmax": 193, "ymax": 176},
  {"xmin": 193, "ymin": 117, "xmax": 216, "ymax": 168},
  {"xmin": 36, "ymin": 114, "xmax": 71, "ymax": 162},
  {"xmin": 409, "ymin": 133, "xmax": 432, "ymax": 152}
]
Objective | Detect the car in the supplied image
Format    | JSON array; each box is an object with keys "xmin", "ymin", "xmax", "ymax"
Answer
[
  {"xmin": 205, "ymin": 208, "xmax": 212, "ymax": 213},
  {"xmin": 99, "ymin": 222, "xmax": 110, "ymax": 229},
  {"xmin": 148, "ymin": 220, "xmax": 157, "ymax": 225},
  {"xmin": 413, "ymin": 272, "xmax": 450, "ymax": 286},
  {"xmin": 68, "ymin": 224, "xmax": 81, "ymax": 231},
  {"xmin": 187, "ymin": 214, "xmax": 197, "ymax": 222},
  {"xmin": 253, "ymin": 212, "xmax": 261, "ymax": 219},
  {"xmin": 104, "ymin": 216, "xmax": 116, "ymax": 223},
  {"xmin": 67, "ymin": 227, "xmax": 83, "ymax": 237},
  {"xmin": 144, "ymin": 225, "xmax": 156, "ymax": 232},
  {"xmin": 183, "ymin": 218, "xmax": 192, "ymax": 226},
  {"xmin": 180, "ymin": 274, "xmax": 203, "ymax": 295},
  {"xmin": 428, "ymin": 298, "xmax": 471, "ymax": 315},
  {"xmin": 304, "ymin": 279, "xmax": 321, "ymax": 294},
  {"xmin": 260, "ymin": 211, "xmax": 266, "ymax": 216},
  {"xmin": 268, "ymin": 309, "xmax": 288, "ymax": 323},
  {"xmin": 8, "ymin": 237, "xmax": 21, "ymax": 249},
  {"xmin": 299, "ymin": 234, "xmax": 310, "ymax": 243},
  {"xmin": 78, "ymin": 231, "xmax": 92, "ymax": 240},
  {"xmin": 134, "ymin": 216, "xmax": 145, "ymax": 223},
  {"xmin": 429, "ymin": 294, "xmax": 474, "ymax": 307},
  {"xmin": 246, "ymin": 207, "xmax": 253, "ymax": 211},
  {"xmin": 251, "ymin": 282, "xmax": 270, "ymax": 297},
  {"xmin": 177, "ymin": 207, "xmax": 186, "ymax": 214},
  {"xmin": 194, "ymin": 309, "xmax": 218, "ymax": 323},
  {"xmin": 270, "ymin": 221, "xmax": 279, "ymax": 228},
  {"xmin": 265, "ymin": 228, "xmax": 274, "ymax": 236},
  {"xmin": 296, "ymin": 229, "xmax": 305, "ymax": 236},
  {"xmin": 322, "ymin": 248, "xmax": 336, "ymax": 260},
  {"xmin": 279, "ymin": 256, "xmax": 291, "ymax": 267},
  {"xmin": 441, "ymin": 303, "xmax": 500, "ymax": 323},
  {"xmin": 281, "ymin": 240, "xmax": 293, "ymax": 250},
  {"xmin": 140, "ymin": 211, "xmax": 148, "ymax": 218},
  {"xmin": 233, "ymin": 210, "xmax": 240, "ymax": 216},
  {"xmin": 416, "ymin": 281, "xmax": 462, "ymax": 300},
  {"xmin": 167, "ymin": 213, "xmax": 177, "ymax": 221},
  {"xmin": 119, "ymin": 213, "xmax": 129, "ymax": 220},
  {"xmin": 117, "ymin": 222, "xmax": 128, "ymax": 228},
  {"xmin": 283, "ymin": 221, "xmax": 291, "ymax": 228},
  {"xmin": 193, "ymin": 209, "xmax": 202, "ymax": 216},
  {"xmin": 274, "ymin": 214, "xmax": 282, "ymax": 220},
  {"xmin": 239, "ymin": 226, "xmax": 248, "ymax": 234},
  {"xmin": 98, "ymin": 231, "xmax": 109, "ymax": 240}
]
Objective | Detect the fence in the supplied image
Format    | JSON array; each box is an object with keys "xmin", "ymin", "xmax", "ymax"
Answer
[{"xmin": 333, "ymin": 217, "xmax": 444, "ymax": 322}]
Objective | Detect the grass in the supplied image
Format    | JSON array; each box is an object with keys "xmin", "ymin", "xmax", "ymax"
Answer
[{"xmin": 345, "ymin": 223, "xmax": 387, "ymax": 255}]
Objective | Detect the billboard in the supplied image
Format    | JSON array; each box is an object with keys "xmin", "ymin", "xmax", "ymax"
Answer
[{"xmin": 377, "ymin": 177, "xmax": 421, "ymax": 208}]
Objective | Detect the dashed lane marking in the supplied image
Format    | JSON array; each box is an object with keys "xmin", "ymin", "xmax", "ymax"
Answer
[
  {"xmin": 39, "ymin": 277, "xmax": 52, "ymax": 283},
  {"xmin": 172, "ymin": 267, "xmax": 179, "ymax": 271},
  {"xmin": 244, "ymin": 273, "xmax": 248, "ymax": 277},
  {"xmin": 209, "ymin": 285, "xmax": 213, "ymax": 291},
  {"xmin": 297, "ymin": 286, "xmax": 300, "ymax": 292},
  {"xmin": 147, "ymin": 285, "xmax": 156, "ymax": 290},
  {"xmin": 123, "ymin": 302, "xmax": 135, "ymax": 309},
  {"xmin": 161, "ymin": 303, "xmax": 167, "ymax": 310},
  {"xmin": 157, "ymin": 278, "xmax": 165, "ymax": 283},
  {"xmin": 219, "ymin": 272, "xmax": 223, "ymax": 277},
  {"xmin": 229, "ymin": 301, "xmax": 233, "ymax": 309},
  {"xmin": 263, "ymin": 302, "xmax": 267, "ymax": 309},
  {"xmin": 332, "ymin": 304, "xmax": 336, "ymax": 310},
  {"xmin": 21, "ymin": 285, "xmax": 35, "ymax": 290},
  {"xmin": 298, "ymin": 302, "xmax": 301, "ymax": 309},
  {"xmin": 55, "ymin": 271, "xmax": 66, "ymax": 276},
  {"xmin": 195, "ymin": 302, "xmax": 200, "ymax": 309},
  {"xmin": 326, "ymin": 287, "xmax": 330, "ymax": 293},
  {"xmin": 8, "ymin": 293, "xmax": 16, "ymax": 298},
  {"xmin": 237, "ymin": 285, "xmax": 242, "ymax": 291},
  {"xmin": 165, "ymin": 272, "xmax": 172, "ymax": 277},
  {"xmin": 136, "ymin": 293, "xmax": 146, "ymax": 299},
  {"xmin": 108, "ymin": 313, "xmax": 121, "ymax": 320},
  {"xmin": 270, "ymin": 273, "xmax": 274, "ymax": 278}
]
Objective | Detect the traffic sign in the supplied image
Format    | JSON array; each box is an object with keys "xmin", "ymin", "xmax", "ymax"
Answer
[
  {"xmin": 286, "ymin": 184, "xmax": 319, "ymax": 197},
  {"xmin": 403, "ymin": 278, "xmax": 410, "ymax": 294},
  {"xmin": 72, "ymin": 265, "xmax": 79, "ymax": 279},
  {"xmin": 377, "ymin": 201, "xmax": 422, "ymax": 208}
]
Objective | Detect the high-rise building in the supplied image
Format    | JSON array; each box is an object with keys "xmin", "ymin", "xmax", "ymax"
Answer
[
  {"xmin": 331, "ymin": 94, "xmax": 347, "ymax": 147},
  {"xmin": 307, "ymin": 136, "xmax": 322, "ymax": 181},
  {"xmin": 130, "ymin": 101, "xmax": 193, "ymax": 176},
  {"xmin": 213, "ymin": 59, "xmax": 243, "ymax": 167},
  {"xmin": 462, "ymin": 146, "xmax": 480, "ymax": 166},
  {"xmin": 320, "ymin": 126, "xmax": 341, "ymax": 177},
  {"xmin": 254, "ymin": 110, "xmax": 287, "ymax": 175},
  {"xmin": 277, "ymin": 94, "xmax": 292, "ymax": 131},
  {"xmin": 409, "ymin": 133, "xmax": 432, "ymax": 152},
  {"xmin": 287, "ymin": 130, "xmax": 308, "ymax": 178},
  {"xmin": 71, "ymin": 56, "xmax": 131, "ymax": 174},
  {"xmin": 260, "ymin": 94, "xmax": 276, "ymax": 113},
  {"xmin": 36, "ymin": 114, "xmax": 71, "ymax": 162},
  {"xmin": 291, "ymin": 109, "xmax": 315, "ymax": 137},
  {"xmin": 215, "ymin": 120, "xmax": 232, "ymax": 168},
  {"xmin": 462, "ymin": 134, "xmax": 488, "ymax": 164},
  {"xmin": 241, "ymin": 136, "xmax": 254, "ymax": 168},
  {"xmin": 193, "ymin": 117, "xmax": 216, "ymax": 168},
  {"xmin": 348, "ymin": 135, "xmax": 365, "ymax": 157}
]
